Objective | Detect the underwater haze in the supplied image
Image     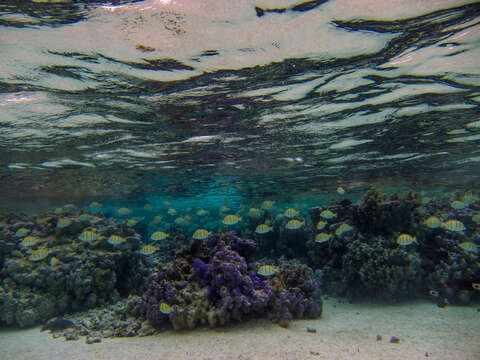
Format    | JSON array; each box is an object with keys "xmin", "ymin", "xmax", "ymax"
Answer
[{"xmin": 1, "ymin": 1, "xmax": 480, "ymax": 358}]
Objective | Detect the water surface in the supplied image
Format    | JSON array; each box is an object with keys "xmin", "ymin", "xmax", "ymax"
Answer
[{"xmin": 1, "ymin": 0, "xmax": 479, "ymax": 206}]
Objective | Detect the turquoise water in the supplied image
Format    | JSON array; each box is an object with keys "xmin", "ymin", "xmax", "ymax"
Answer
[{"xmin": 0, "ymin": 0, "xmax": 479, "ymax": 349}]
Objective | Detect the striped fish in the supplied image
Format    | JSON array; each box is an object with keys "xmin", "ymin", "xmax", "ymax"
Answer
[
  {"xmin": 257, "ymin": 264, "xmax": 278, "ymax": 277},
  {"xmin": 397, "ymin": 234, "xmax": 416, "ymax": 246},
  {"xmin": 442, "ymin": 220, "xmax": 465, "ymax": 232},
  {"xmin": 78, "ymin": 230, "xmax": 100, "ymax": 242},
  {"xmin": 159, "ymin": 302, "xmax": 172, "ymax": 315}
]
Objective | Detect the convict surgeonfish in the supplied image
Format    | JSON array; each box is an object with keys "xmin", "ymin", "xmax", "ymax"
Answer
[
  {"xmin": 116, "ymin": 207, "xmax": 132, "ymax": 216},
  {"xmin": 275, "ymin": 213, "xmax": 284, "ymax": 222},
  {"xmin": 335, "ymin": 223, "xmax": 353, "ymax": 237},
  {"xmin": 451, "ymin": 200, "xmax": 466, "ymax": 210},
  {"xmin": 107, "ymin": 235, "xmax": 126, "ymax": 245},
  {"xmin": 247, "ymin": 207, "xmax": 263, "ymax": 218},
  {"xmin": 472, "ymin": 213, "xmax": 480, "ymax": 224},
  {"xmin": 261, "ymin": 200, "xmax": 275, "ymax": 211},
  {"xmin": 192, "ymin": 229, "xmax": 211, "ymax": 240},
  {"xmin": 284, "ymin": 208, "xmax": 299, "ymax": 219},
  {"xmin": 78, "ymin": 230, "xmax": 100, "ymax": 242},
  {"xmin": 29, "ymin": 248, "xmax": 50, "ymax": 262},
  {"xmin": 257, "ymin": 265, "xmax": 278, "ymax": 277},
  {"xmin": 139, "ymin": 244, "xmax": 158, "ymax": 255},
  {"xmin": 89, "ymin": 201, "xmax": 102, "ymax": 210},
  {"xmin": 174, "ymin": 217, "xmax": 189, "ymax": 226},
  {"xmin": 457, "ymin": 241, "xmax": 478, "ymax": 253},
  {"xmin": 285, "ymin": 219, "xmax": 304, "ymax": 230},
  {"xmin": 320, "ymin": 210, "xmax": 337, "ymax": 220},
  {"xmin": 315, "ymin": 232, "xmax": 331, "ymax": 243},
  {"xmin": 15, "ymin": 227, "xmax": 30, "ymax": 238},
  {"xmin": 159, "ymin": 302, "xmax": 172, "ymax": 315},
  {"xmin": 424, "ymin": 216, "xmax": 441, "ymax": 229},
  {"xmin": 396, "ymin": 234, "xmax": 417, "ymax": 246},
  {"xmin": 219, "ymin": 205, "xmax": 230, "ymax": 214},
  {"xmin": 223, "ymin": 214, "xmax": 242, "ymax": 225},
  {"xmin": 196, "ymin": 209, "xmax": 208, "ymax": 216},
  {"xmin": 152, "ymin": 215, "xmax": 163, "ymax": 224},
  {"xmin": 63, "ymin": 204, "xmax": 77, "ymax": 213},
  {"xmin": 151, "ymin": 231, "xmax": 168, "ymax": 241},
  {"xmin": 56, "ymin": 218, "xmax": 72, "ymax": 229},
  {"xmin": 441, "ymin": 219, "xmax": 465, "ymax": 232},
  {"xmin": 255, "ymin": 224, "xmax": 272, "ymax": 234},
  {"xmin": 21, "ymin": 235, "xmax": 43, "ymax": 247},
  {"xmin": 126, "ymin": 218, "xmax": 142, "ymax": 227}
]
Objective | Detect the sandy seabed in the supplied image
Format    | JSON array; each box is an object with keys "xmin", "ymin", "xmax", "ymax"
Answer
[{"xmin": 2, "ymin": 299, "xmax": 479, "ymax": 360}]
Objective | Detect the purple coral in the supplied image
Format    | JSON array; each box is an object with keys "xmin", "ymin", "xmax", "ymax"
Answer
[{"xmin": 135, "ymin": 231, "xmax": 323, "ymax": 330}]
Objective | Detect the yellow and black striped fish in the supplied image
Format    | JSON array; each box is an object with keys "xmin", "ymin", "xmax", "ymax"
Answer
[
  {"xmin": 257, "ymin": 265, "xmax": 278, "ymax": 277},
  {"xmin": 78, "ymin": 230, "xmax": 100, "ymax": 242},
  {"xmin": 159, "ymin": 302, "xmax": 172, "ymax": 315}
]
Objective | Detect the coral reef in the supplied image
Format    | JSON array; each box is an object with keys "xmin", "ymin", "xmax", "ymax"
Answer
[
  {"xmin": 134, "ymin": 230, "xmax": 323, "ymax": 330},
  {"xmin": 0, "ymin": 211, "xmax": 153, "ymax": 327},
  {"xmin": 1, "ymin": 187, "xmax": 478, "ymax": 334},
  {"xmin": 355, "ymin": 190, "xmax": 421, "ymax": 235},
  {"xmin": 320, "ymin": 235, "xmax": 424, "ymax": 300},
  {"xmin": 311, "ymin": 189, "xmax": 421, "ymax": 237},
  {"xmin": 306, "ymin": 189, "xmax": 480, "ymax": 303}
]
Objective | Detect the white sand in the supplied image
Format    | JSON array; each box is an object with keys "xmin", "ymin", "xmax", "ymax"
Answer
[{"xmin": 2, "ymin": 299, "xmax": 480, "ymax": 360}]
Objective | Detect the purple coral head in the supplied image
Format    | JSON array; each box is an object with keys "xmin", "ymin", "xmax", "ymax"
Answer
[
  {"xmin": 205, "ymin": 233, "xmax": 219, "ymax": 248},
  {"xmin": 193, "ymin": 258, "xmax": 213, "ymax": 287},
  {"xmin": 139, "ymin": 229, "xmax": 323, "ymax": 330},
  {"xmin": 193, "ymin": 258, "xmax": 206, "ymax": 276}
]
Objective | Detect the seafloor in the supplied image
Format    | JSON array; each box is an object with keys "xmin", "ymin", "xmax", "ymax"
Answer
[{"xmin": 2, "ymin": 299, "xmax": 479, "ymax": 360}]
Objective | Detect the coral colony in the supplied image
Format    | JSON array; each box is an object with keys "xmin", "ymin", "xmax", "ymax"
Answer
[
  {"xmin": 134, "ymin": 230, "xmax": 323, "ymax": 330},
  {"xmin": 0, "ymin": 189, "xmax": 479, "ymax": 339}
]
